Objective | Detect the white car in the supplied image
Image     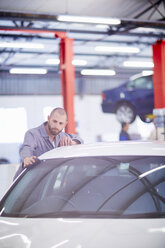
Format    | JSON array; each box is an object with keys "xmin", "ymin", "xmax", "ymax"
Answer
[{"xmin": 0, "ymin": 141, "xmax": 165, "ymax": 248}]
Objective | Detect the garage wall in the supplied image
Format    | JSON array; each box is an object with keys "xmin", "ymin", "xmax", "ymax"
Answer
[{"xmin": 0, "ymin": 71, "xmax": 124, "ymax": 95}]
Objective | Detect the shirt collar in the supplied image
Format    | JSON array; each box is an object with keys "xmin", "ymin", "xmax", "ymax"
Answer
[{"xmin": 40, "ymin": 121, "xmax": 50, "ymax": 138}]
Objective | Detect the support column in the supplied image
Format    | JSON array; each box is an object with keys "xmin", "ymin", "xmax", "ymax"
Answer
[
  {"xmin": 152, "ymin": 40, "xmax": 165, "ymax": 109},
  {"xmin": 59, "ymin": 37, "xmax": 76, "ymax": 133},
  {"xmin": 152, "ymin": 40, "xmax": 165, "ymax": 140}
]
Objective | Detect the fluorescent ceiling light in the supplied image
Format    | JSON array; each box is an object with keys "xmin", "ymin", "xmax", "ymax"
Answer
[
  {"xmin": 123, "ymin": 61, "xmax": 154, "ymax": 68},
  {"xmin": 46, "ymin": 58, "xmax": 60, "ymax": 65},
  {"xmin": 95, "ymin": 46, "xmax": 140, "ymax": 54},
  {"xmin": 95, "ymin": 24, "xmax": 109, "ymax": 29},
  {"xmin": 81, "ymin": 69, "xmax": 116, "ymax": 76},
  {"xmin": 46, "ymin": 59, "xmax": 87, "ymax": 66},
  {"xmin": 57, "ymin": 15, "xmax": 121, "ymax": 25},
  {"xmin": 72, "ymin": 59, "xmax": 87, "ymax": 66},
  {"xmin": 10, "ymin": 68, "xmax": 47, "ymax": 74},
  {"xmin": 0, "ymin": 42, "xmax": 44, "ymax": 49}
]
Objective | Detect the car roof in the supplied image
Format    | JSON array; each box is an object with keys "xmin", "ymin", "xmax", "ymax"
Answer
[{"xmin": 39, "ymin": 141, "xmax": 165, "ymax": 160}]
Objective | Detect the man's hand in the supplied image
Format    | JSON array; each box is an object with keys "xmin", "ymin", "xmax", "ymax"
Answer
[
  {"xmin": 59, "ymin": 136, "xmax": 78, "ymax": 146},
  {"xmin": 23, "ymin": 156, "xmax": 37, "ymax": 168}
]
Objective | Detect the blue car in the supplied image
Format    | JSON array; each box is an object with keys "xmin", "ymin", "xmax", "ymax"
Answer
[{"xmin": 101, "ymin": 75, "xmax": 154, "ymax": 123}]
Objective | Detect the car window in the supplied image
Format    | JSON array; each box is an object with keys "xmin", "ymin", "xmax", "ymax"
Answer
[
  {"xmin": 127, "ymin": 76, "xmax": 153, "ymax": 89},
  {"xmin": 0, "ymin": 156, "xmax": 165, "ymax": 219}
]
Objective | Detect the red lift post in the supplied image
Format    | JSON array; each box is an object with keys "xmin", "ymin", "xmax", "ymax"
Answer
[
  {"xmin": 57, "ymin": 35, "xmax": 76, "ymax": 134},
  {"xmin": 152, "ymin": 39, "xmax": 165, "ymax": 140},
  {"xmin": 152, "ymin": 40, "xmax": 165, "ymax": 110}
]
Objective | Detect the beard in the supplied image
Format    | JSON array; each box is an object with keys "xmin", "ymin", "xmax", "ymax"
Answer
[{"xmin": 47, "ymin": 123, "xmax": 60, "ymax": 136}]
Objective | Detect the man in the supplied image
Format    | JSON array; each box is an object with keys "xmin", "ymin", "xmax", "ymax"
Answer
[
  {"xmin": 119, "ymin": 122, "xmax": 130, "ymax": 141},
  {"xmin": 14, "ymin": 107, "xmax": 83, "ymax": 179},
  {"xmin": 149, "ymin": 116, "xmax": 165, "ymax": 141}
]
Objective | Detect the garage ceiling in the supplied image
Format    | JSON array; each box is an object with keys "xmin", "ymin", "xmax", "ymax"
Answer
[{"xmin": 0, "ymin": 0, "xmax": 165, "ymax": 79}]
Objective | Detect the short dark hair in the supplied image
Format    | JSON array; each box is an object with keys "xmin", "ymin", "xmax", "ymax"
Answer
[{"xmin": 50, "ymin": 107, "xmax": 68, "ymax": 120}]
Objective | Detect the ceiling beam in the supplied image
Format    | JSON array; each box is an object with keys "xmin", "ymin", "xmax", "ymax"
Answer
[
  {"xmin": 0, "ymin": 10, "xmax": 164, "ymax": 27},
  {"xmin": 133, "ymin": 0, "xmax": 163, "ymax": 19},
  {"xmin": 0, "ymin": 25, "xmax": 164, "ymax": 39},
  {"xmin": 0, "ymin": 10, "xmax": 165, "ymax": 31}
]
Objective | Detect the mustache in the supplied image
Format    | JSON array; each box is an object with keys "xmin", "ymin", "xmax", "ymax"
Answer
[
  {"xmin": 52, "ymin": 128, "xmax": 59, "ymax": 132},
  {"xmin": 50, "ymin": 127, "xmax": 59, "ymax": 134}
]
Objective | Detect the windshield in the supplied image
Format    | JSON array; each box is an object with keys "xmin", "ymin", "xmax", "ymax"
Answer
[
  {"xmin": 0, "ymin": 156, "xmax": 165, "ymax": 218},
  {"xmin": 127, "ymin": 75, "xmax": 153, "ymax": 89}
]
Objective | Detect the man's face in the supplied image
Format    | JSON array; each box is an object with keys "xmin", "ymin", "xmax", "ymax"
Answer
[
  {"xmin": 124, "ymin": 123, "xmax": 129, "ymax": 131},
  {"xmin": 47, "ymin": 111, "xmax": 67, "ymax": 136}
]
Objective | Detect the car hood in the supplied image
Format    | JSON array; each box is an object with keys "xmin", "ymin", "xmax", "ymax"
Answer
[{"xmin": 0, "ymin": 217, "xmax": 164, "ymax": 248}]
